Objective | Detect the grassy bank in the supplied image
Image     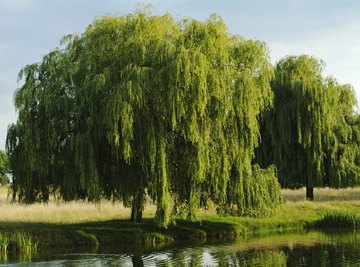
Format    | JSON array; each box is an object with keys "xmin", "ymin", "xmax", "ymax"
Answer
[{"xmin": 0, "ymin": 186, "xmax": 360, "ymax": 252}]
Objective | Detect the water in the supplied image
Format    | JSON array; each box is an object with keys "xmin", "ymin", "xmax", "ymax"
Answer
[{"xmin": 2, "ymin": 230, "xmax": 360, "ymax": 266}]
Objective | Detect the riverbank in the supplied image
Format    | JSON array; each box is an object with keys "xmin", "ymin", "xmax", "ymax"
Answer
[
  {"xmin": 0, "ymin": 200, "xmax": 360, "ymax": 250},
  {"xmin": 0, "ymin": 187, "xmax": 360, "ymax": 251}
]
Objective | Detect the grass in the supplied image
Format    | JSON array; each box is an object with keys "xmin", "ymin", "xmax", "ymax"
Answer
[
  {"xmin": 0, "ymin": 186, "xmax": 359, "ymax": 224},
  {"xmin": 0, "ymin": 232, "xmax": 37, "ymax": 255},
  {"xmin": 281, "ymin": 187, "xmax": 360, "ymax": 202},
  {"xmin": 0, "ymin": 200, "xmax": 156, "ymax": 224},
  {"xmin": 0, "ymin": 234, "xmax": 9, "ymax": 254},
  {"xmin": 0, "ymin": 186, "xmax": 359, "ymax": 253},
  {"xmin": 315, "ymin": 212, "xmax": 360, "ymax": 228},
  {"xmin": 15, "ymin": 232, "xmax": 38, "ymax": 253},
  {"xmin": 0, "ymin": 186, "xmax": 156, "ymax": 224}
]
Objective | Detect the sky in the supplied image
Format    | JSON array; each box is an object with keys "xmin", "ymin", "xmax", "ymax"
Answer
[{"xmin": 1, "ymin": 0, "xmax": 360, "ymax": 150}]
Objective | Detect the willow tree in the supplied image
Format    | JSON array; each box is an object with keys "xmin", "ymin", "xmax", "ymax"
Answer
[
  {"xmin": 7, "ymin": 11, "xmax": 281, "ymax": 228},
  {"xmin": 256, "ymin": 55, "xmax": 359, "ymax": 200},
  {"xmin": 323, "ymin": 79, "xmax": 360, "ymax": 188}
]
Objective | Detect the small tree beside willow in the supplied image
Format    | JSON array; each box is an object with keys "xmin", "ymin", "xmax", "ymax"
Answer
[{"xmin": 6, "ymin": 12, "xmax": 281, "ymax": 228}]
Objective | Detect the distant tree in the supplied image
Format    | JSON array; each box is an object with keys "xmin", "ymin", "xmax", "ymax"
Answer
[
  {"xmin": 7, "ymin": 12, "xmax": 281, "ymax": 228},
  {"xmin": 255, "ymin": 55, "xmax": 359, "ymax": 200},
  {"xmin": 323, "ymin": 79, "xmax": 360, "ymax": 188},
  {"xmin": 0, "ymin": 151, "xmax": 9, "ymax": 185}
]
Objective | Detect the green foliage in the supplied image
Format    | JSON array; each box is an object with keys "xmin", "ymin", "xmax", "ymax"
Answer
[
  {"xmin": 270, "ymin": 55, "xmax": 328, "ymax": 188},
  {"xmin": 14, "ymin": 232, "xmax": 38, "ymax": 253},
  {"xmin": 0, "ymin": 232, "xmax": 37, "ymax": 256},
  {"xmin": 315, "ymin": 212, "xmax": 360, "ymax": 228},
  {"xmin": 7, "ymin": 11, "xmax": 281, "ymax": 228},
  {"xmin": 256, "ymin": 55, "xmax": 360, "ymax": 193},
  {"xmin": 0, "ymin": 151, "xmax": 9, "ymax": 185},
  {"xmin": 0, "ymin": 234, "xmax": 9, "ymax": 254},
  {"xmin": 218, "ymin": 164, "xmax": 282, "ymax": 217},
  {"xmin": 326, "ymin": 114, "xmax": 360, "ymax": 188}
]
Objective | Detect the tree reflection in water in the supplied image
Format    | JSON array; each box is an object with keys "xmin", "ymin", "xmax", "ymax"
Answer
[{"xmin": 4, "ymin": 230, "xmax": 360, "ymax": 266}]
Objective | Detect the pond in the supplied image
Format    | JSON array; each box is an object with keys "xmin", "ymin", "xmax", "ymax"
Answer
[{"xmin": 1, "ymin": 229, "xmax": 360, "ymax": 266}]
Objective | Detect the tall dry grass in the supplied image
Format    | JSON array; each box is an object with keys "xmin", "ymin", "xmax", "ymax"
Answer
[
  {"xmin": 0, "ymin": 186, "xmax": 360, "ymax": 224},
  {"xmin": 0, "ymin": 186, "xmax": 156, "ymax": 224},
  {"xmin": 281, "ymin": 187, "xmax": 360, "ymax": 202}
]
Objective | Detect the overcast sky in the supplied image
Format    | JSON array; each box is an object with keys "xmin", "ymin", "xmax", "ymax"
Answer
[{"xmin": 1, "ymin": 0, "xmax": 360, "ymax": 149}]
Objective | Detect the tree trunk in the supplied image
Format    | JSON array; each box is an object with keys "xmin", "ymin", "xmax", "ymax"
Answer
[
  {"xmin": 136, "ymin": 209, "xmax": 143, "ymax": 222},
  {"xmin": 306, "ymin": 185, "xmax": 314, "ymax": 201},
  {"xmin": 131, "ymin": 207, "xmax": 135, "ymax": 222},
  {"xmin": 130, "ymin": 193, "xmax": 144, "ymax": 222},
  {"xmin": 131, "ymin": 205, "xmax": 143, "ymax": 222}
]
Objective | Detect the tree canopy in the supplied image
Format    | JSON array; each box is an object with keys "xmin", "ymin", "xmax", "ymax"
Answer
[
  {"xmin": 6, "ymin": 12, "xmax": 281, "ymax": 228},
  {"xmin": 255, "ymin": 55, "xmax": 359, "ymax": 199},
  {"xmin": 0, "ymin": 151, "xmax": 9, "ymax": 184},
  {"xmin": 325, "ymin": 95, "xmax": 360, "ymax": 188}
]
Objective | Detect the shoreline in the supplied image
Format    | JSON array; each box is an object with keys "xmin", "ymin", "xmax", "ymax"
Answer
[
  {"xmin": 0, "ymin": 201, "xmax": 359, "ymax": 252},
  {"xmin": 0, "ymin": 186, "xmax": 359, "ymax": 254}
]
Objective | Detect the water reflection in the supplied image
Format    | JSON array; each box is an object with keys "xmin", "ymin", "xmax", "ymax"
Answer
[{"xmin": 4, "ymin": 230, "xmax": 360, "ymax": 266}]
